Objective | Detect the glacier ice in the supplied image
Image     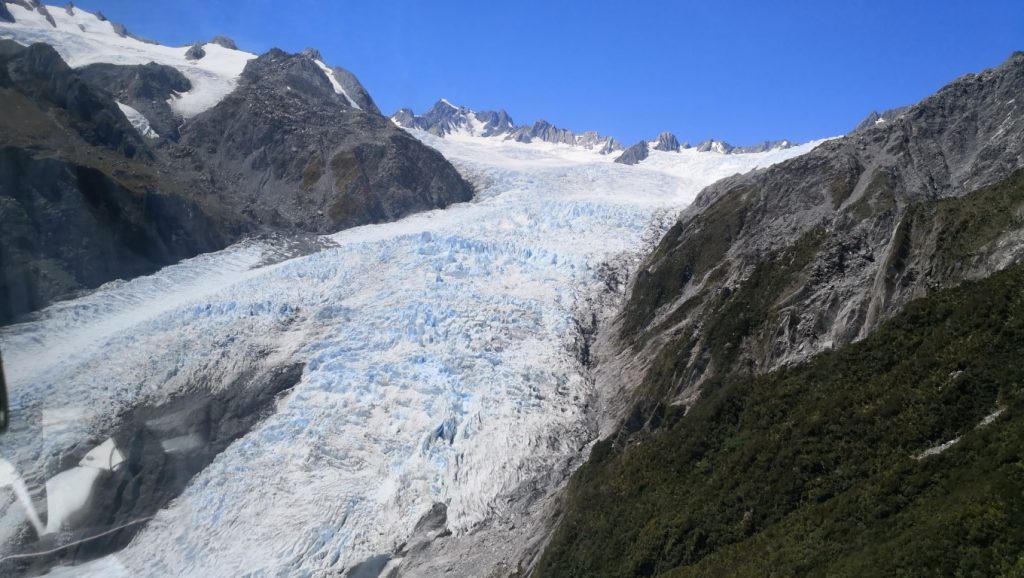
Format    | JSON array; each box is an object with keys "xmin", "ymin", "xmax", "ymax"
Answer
[{"xmin": 0, "ymin": 130, "xmax": 825, "ymax": 575}]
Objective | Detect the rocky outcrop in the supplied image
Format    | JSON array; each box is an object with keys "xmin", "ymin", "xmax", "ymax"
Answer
[
  {"xmin": 731, "ymin": 139, "xmax": 794, "ymax": 153},
  {"xmin": 474, "ymin": 108, "xmax": 514, "ymax": 136},
  {"xmin": 77, "ymin": 61, "xmax": 192, "ymax": 140},
  {"xmin": 327, "ymin": 64, "xmax": 380, "ymax": 114},
  {"xmin": 694, "ymin": 138, "xmax": 733, "ymax": 153},
  {"xmin": 0, "ymin": 2, "xmax": 14, "ymax": 23},
  {"xmin": 613, "ymin": 140, "xmax": 649, "ymax": 165},
  {"xmin": 397, "ymin": 99, "xmax": 481, "ymax": 136},
  {"xmin": 853, "ymin": 105, "xmax": 909, "ymax": 132},
  {"xmin": 509, "ymin": 119, "xmax": 575, "ymax": 145},
  {"xmin": 210, "ymin": 35, "xmax": 236, "ymax": 49},
  {"xmin": 34, "ymin": 2, "xmax": 54, "ymax": 27},
  {"xmin": 651, "ymin": 131, "xmax": 680, "ymax": 152},
  {"xmin": 0, "ymin": 147, "xmax": 225, "ymax": 324},
  {"xmin": 184, "ymin": 41, "xmax": 205, "ymax": 60}
]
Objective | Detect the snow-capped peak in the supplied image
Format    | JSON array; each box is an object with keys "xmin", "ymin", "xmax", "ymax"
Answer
[
  {"xmin": 392, "ymin": 100, "xmax": 622, "ymax": 154},
  {"xmin": 391, "ymin": 99, "xmax": 514, "ymax": 138}
]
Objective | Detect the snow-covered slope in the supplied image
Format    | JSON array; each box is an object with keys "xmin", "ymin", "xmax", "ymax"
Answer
[
  {"xmin": 0, "ymin": 2, "xmax": 255, "ymax": 117},
  {"xmin": 0, "ymin": 114, "xmax": 826, "ymax": 574}
]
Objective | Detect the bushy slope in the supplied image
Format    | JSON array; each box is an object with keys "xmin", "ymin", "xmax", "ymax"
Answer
[{"xmin": 537, "ymin": 244, "xmax": 1024, "ymax": 578}]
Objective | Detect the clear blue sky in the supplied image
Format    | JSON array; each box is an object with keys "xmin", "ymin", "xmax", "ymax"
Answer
[{"xmin": 73, "ymin": 0, "xmax": 1023, "ymax": 145}]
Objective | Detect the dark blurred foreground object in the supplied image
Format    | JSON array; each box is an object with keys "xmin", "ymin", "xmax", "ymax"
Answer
[{"xmin": 0, "ymin": 352, "xmax": 7, "ymax": 433}]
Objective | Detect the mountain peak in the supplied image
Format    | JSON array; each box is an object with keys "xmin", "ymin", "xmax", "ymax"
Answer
[
  {"xmin": 652, "ymin": 131, "xmax": 680, "ymax": 152},
  {"xmin": 391, "ymin": 101, "xmax": 621, "ymax": 153}
]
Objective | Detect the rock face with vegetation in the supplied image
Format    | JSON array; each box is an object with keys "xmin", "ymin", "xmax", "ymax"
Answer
[
  {"xmin": 536, "ymin": 52, "xmax": 1024, "ymax": 576},
  {"xmin": 0, "ymin": 41, "xmax": 472, "ymax": 324}
]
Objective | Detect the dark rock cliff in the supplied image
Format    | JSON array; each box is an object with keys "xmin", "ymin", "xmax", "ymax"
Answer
[{"xmin": 0, "ymin": 42, "xmax": 474, "ymax": 324}]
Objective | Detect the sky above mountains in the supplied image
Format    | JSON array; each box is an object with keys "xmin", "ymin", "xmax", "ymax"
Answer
[{"xmin": 71, "ymin": 0, "xmax": 1023, "ymax": 145}]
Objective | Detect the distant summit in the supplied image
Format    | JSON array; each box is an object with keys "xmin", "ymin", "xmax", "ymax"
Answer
[{"xmin": 392, "ymin": 100, "xmax": 622, "ymax": 153}]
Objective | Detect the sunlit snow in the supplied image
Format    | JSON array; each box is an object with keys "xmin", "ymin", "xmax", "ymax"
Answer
[{"xmin": 0, "ymin": 3, "xmax": 255, "ymax": 117}]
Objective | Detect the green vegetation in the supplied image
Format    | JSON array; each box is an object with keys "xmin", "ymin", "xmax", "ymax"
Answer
[
  {"xmin": 536, "ymin": 261, "xmax": 1024, "ymax": 577},
  {"xmin": 620, "ymin": 227, "xmax": 824, "ymax": 436},
  {"xmin": 620, "ymin": 187, "xmax": 754, "ymax": 340},
  {"xmin": 910, "ymin": 169, "xmax": 1024, "ymax": 272}
]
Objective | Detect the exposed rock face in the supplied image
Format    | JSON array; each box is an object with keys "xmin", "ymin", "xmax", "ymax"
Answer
[
  {"xmin": 0, "ymin": 147, "xmax": 224, "ymax": 324},
  {"xmin": 731, "ymin": 139, "xmax": 794, "ymax": 153},
  {"xmin": 651, "ymin": 131, "xmax": 680, "ymax": 152},
  {"xmin": 177, "ymin": 48, "xmax": 473, "ymax": 233},
  {"xmin": 613, "ymin": 140, "xmax": 649, "ymax": 165},
  {"xmin": 694, "ymin": 138, "xmax": 733, "ymax": 153},
  {"xmin": 509, "ymin": 119, "xmax": 575, "ymax": 145},
  {"xmin": 618, "ymin": 51, "xmax": 1024, "ymax": 409},
  {"xmin": 184, "ymin": 41, "xmax": 205, "ymax": 60},
  {"xmin": 34, "ymin": 2, "xmax": 54, "ymax": 27},
  {"xmin": 853, "ymin": 105, "xmax": 909, "ymax": 132},
  {"xmin": 474, "ymin": 108, "xmax": 514, "ymax": 136},
  {"xmin": 2, "ymin": 41, "xmax": 147, "ymax": 158},
  {"xmin": 0, "ymin": 2, "xmax": 14, "ymax": 23},
  {"xmin": 327, "ymin": 64, "xmax": 380, "ymax": 114},
  {"xmin": 209, "ymin": 35, "xmax": 236, "ymax": 49},
  {"xmin": 614, "ymin": 134, "xmax": 795, "ymax": 159},
  {"xmin": 77, "ymin": 61, "xmax": 192, "ymax": 140}
]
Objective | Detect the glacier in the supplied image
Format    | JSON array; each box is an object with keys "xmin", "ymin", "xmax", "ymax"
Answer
[{"xmin": 0, "ymin": 130, "xmax": 825, "ymax": 575}]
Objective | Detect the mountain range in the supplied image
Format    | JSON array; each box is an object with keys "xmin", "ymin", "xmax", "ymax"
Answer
[
  {"xmin": 0, "ymin": 0, "xmax": 471, "ymax": 325},
  {"xmin": 0, "ymin": 2, "xmax": 1023, "ymax": 577}
]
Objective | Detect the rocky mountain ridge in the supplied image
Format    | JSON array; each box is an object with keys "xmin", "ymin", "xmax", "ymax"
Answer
[
  {"xmin": 0, "ymin": 4, "xmax": 473, "ymax": 324},
  {"xmin": 394, "ymin": 100, "xmax": 799, "ymax": 164},
  {"xmin": 393, "ymin": 99, "xmax": 624, "ymax": 153},
  {"xmin": 536, "ymin": 50, "xmax": 1024, "ymax": 576}
]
